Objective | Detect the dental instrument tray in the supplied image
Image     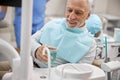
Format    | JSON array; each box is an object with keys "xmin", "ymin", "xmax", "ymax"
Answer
[{"xmin": 55, "ymin": 63, "xmax": 93, "ymax": 79}]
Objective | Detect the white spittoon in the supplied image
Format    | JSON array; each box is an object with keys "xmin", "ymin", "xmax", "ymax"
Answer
[{"xmin": 33, "ymin": 63, "xmax": 106, "ymax": 80}]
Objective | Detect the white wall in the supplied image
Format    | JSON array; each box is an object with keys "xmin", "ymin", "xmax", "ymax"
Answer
[
  {"xmin": 94, "ymin": 0, "xmax": 108, "ymax": 14},
  {"xmin": 45, "ymin": 0, "xmax": 67, "ymax": 17},
  {"xmin": 106, "ymin": 0, "xmax": 120, "ymax": 16},
  {"xmin": 90, "ymin": 0, "xmax": 120, "ymax": 16},
  {"xmin": 0, "ymin": 7, "xmax": 16, "ymax": 47}
]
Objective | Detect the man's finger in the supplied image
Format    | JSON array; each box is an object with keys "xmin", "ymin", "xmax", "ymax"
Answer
[{"xmin": 46, "ymin": 45, "xmax": 57, "ymax": 50}]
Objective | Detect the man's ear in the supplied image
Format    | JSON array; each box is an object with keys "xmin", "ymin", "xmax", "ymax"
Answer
[{"xmin": 86, "ymin": 11, "xmax": 91, "ymax": 20}]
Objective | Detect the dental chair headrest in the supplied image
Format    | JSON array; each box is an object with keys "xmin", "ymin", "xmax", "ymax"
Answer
[{"xmin": 0, "ymin": 39, "xmax": 20, "ymax": 68}]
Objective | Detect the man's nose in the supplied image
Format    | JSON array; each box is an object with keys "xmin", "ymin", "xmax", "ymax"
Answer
[{"xmin": 69, "ymin": 12, "xmax": 76, "ymax": 20}]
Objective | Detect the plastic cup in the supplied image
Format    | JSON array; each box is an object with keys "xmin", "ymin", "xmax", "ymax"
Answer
[{"xmin": 50, "ymin": 51, "xmax": 56, "ymax": 62}]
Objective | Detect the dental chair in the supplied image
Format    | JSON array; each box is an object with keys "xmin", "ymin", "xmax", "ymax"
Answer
[
  {"xmin": 0, "ymin": 39, "xmax": 20, "ymax": 65},
  {"xmin": 0, "ymin": 39, "xmax": 20, "ymax": 80}
]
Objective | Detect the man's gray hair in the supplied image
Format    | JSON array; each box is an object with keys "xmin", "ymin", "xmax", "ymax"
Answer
[{"xmin": 66, "ymin": 0, "xmax": 91, "ymax": 11}]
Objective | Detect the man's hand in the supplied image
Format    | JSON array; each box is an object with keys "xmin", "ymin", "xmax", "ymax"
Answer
[{"xmin": 35, "ymin": 45, "xmax": 57, "ymax": 62}]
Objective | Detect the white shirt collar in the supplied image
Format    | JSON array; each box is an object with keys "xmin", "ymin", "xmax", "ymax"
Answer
[{"xmin": 80, "ymin": 25, "xmax": 88, "ymax": 32}]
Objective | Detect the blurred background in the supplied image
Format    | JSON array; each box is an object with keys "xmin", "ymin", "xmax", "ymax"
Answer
[{"xmin": 0, "ymin": 0, "xmax": 120, "ymax": 47}]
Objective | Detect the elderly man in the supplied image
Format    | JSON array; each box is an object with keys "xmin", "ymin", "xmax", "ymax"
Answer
[{"xmin": 31, "ymin": 0, "xmax": 96, "ymax": 68}]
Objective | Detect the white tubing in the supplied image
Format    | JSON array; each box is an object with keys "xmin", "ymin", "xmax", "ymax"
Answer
[{"xmin": 42, "ymin": 47, "xmax": 51, "ymax": 80}]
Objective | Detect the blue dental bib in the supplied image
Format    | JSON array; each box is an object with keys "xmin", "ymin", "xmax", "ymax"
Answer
[{"xmin": 40, "ymin": 18, "xmax": 93, "ymax": 63}]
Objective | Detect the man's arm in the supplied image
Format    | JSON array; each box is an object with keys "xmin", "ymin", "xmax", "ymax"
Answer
[
  {"xmin": 1, "ymin": 6, "xmax": 7, "ymax": 12},
  {"xmin": 31, "ymin": 26, "xmax": 57, "ymax": 63},
  {"xmin": 31, "ymin": 29, "xmax": 43, "ymax": 61}
]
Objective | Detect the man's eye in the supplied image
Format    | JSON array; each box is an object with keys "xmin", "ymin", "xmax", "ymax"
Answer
[
  {"xmin": 67, "ymin": 9, "xmax": 73, "ymax": 13},
  {"xmin": 75, "ymin": 11, "xmax": 84, "ymax": 15}
]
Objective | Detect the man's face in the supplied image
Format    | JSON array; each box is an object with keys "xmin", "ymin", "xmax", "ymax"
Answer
[{"xmin": 66, "ymin": 0, "xmax": 90, "ymax": 28}]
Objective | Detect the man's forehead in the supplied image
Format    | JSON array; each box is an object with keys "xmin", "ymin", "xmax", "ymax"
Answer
[
  {"xmin": 66, "ymin": 0, "xmax": 89, "ymax": 10},
  {"xmin": 66, "ymin": 6, "xmax": 86, "ymax": 12},
  {"xmin": 67, "ymin": 0, "xmax": 88, "ymax": 3},
  {"xmin": 67, "ymin": 0, "xmax": 88, "ymax": 6}
]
